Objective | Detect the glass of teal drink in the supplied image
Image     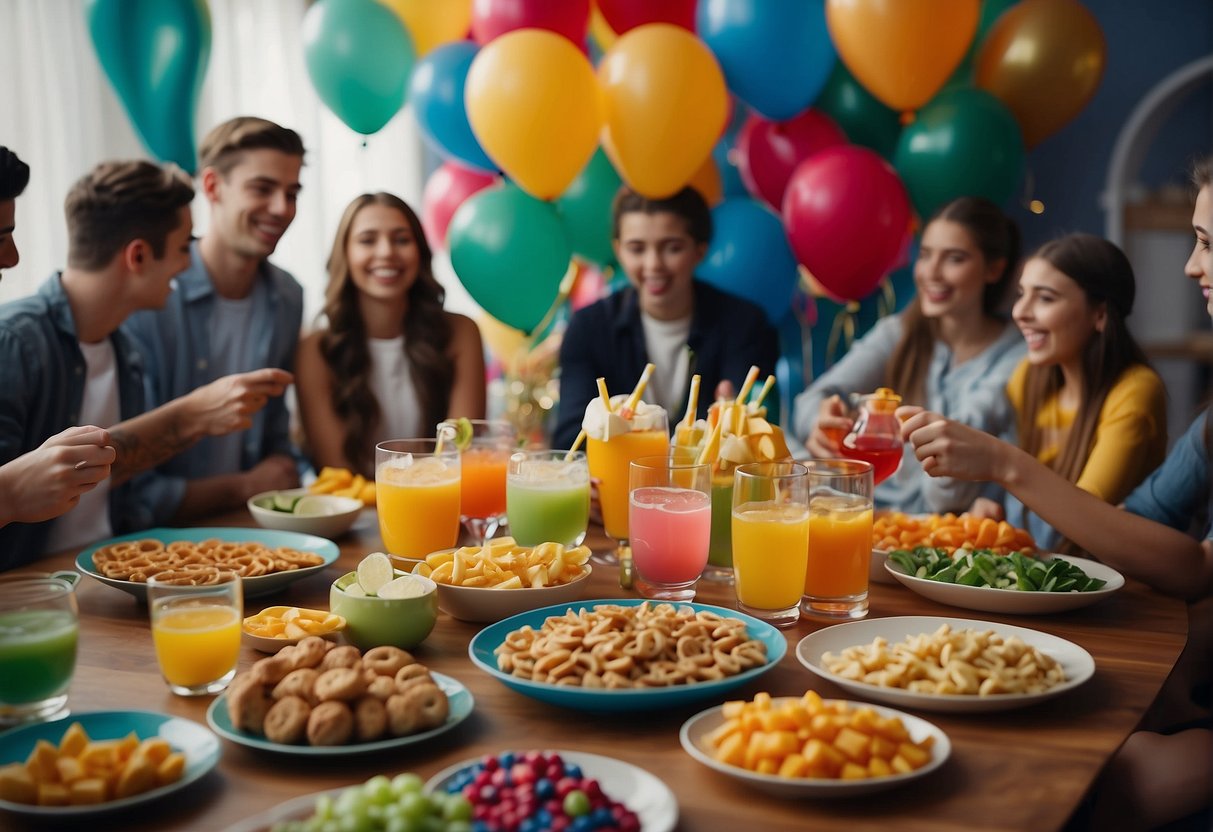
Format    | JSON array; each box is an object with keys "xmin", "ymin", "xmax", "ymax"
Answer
[
  {"xmin": 0, "ymin": 573, "xmax": 79, "ymax": 726},
  {"xmin": 506, "ymin": 450, "xmax": 590, "ymax": 547}
]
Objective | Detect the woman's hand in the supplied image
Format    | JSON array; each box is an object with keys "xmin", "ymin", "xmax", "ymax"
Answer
[
  {"xmin": 806, "ymin": 395, "xmax": 853, "ymax": 457},
  {"xmin": 898, "ymin": 407, "xmax": 1007, "ymax": 483},
  {"xmin": 967, "ymin": 497, "xmax": 1005, "ymax": 521}
]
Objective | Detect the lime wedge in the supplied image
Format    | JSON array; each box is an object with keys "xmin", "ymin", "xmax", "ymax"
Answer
[
  {"xmin": 342, "ymin": 582, "xmax": 367, "ymax": 598},
  {"xmin": 378, "ymin": 575, "xmax": 429, "ymax": 599},
  {"xmin": 272, "ymin": 493, "xmax": 301, "ymax": 512},
  {"xmin": 356, "ymin": 552, "xmax": 394, "ymax": 596},
  {"xmin": 293, "ymin": 495, "xmax": 337, "ymax": 517},
  {"xmin": 439, "ymin": 418, "xmax": 474, "ymax": 451}
]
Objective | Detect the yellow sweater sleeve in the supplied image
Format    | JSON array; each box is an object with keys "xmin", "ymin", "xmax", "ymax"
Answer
[{"xmin": 1074, "ymin": 364, "xmax": 1168, "ymax": 504}]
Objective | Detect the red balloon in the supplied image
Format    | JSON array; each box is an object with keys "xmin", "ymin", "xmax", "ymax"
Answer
[
  {"xmin": 782, "ymin": 146, "xmax": 911, "ymax": 302},
  {"xmin": 471, "ymin": 0, "xmax": 590, "ymax": 45},
  {"xmin": 423, "ymin": 162, "xmax": 499, "ymax": 247},
  {"xmin": 736, "ymin": 109, "xmax": 847, "ymax": 212},
  {"xmin": 598, "ymin": 0, "xmax": 695, "ymax": 34}
]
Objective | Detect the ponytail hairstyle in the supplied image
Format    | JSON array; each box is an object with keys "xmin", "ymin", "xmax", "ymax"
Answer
[
  {"xmin": 318, "ymin": 193, "xmax": 453, "ymax": 476},
  {"xmin": 886, "ymin": 197, "xmax": 1021, "ymax": 404}
]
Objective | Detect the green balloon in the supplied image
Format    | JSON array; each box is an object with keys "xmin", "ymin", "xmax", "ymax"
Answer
[
  {"xmin": 894, "ymin": 88, "xmax": 1024, "ymax": 219},
  {"xmin": 814, "ymin": 63, "xmax": 902, "ymax": 160},
  {"xmin": 555, "ymin": 149, "xmax": 622, "ymax": 266},
  {"xmin": 449, "ymin": 185, "xmax": 572, "ymax": 334},
  {"xmin": 86, "ymin": 0, "xmax": 211, "ymax": 172},
  {"xmin": 302, "ymin": 0, "xmax": 415, "ymax": 135}
]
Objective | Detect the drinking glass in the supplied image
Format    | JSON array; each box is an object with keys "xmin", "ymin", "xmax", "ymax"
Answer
[
  {"xmin": 148, "ymin": 572, "xmax": 241, "ymax": 696},
  {"xmin": 669, "ymin": 429, "xmax": 734, "ymax": 584},
  {"xmin": 802, "ymin": 459, "xmax": 874, "ymax": 620},
  {"xmin": 586, "ymin": 407, "xmax": 669, "ymax": 567},
  {"xmin": 839, "ymin": 387, "xmax": 903, "ymax": 485},
  {"xmin": 629, "ymin": 455, "xmax": 711, "ymax": 602},
  {"xmin": 454, "ymin": 419, "xmax": 517, "ymax": 545},
  {"xmin": 731, "ymin": 462, "xmax": 810, "ymax": 628},
  {"xmin": 0, "ymin": 573, "xmax": 79, "ymax": 725},
  {"xmin": 506, "ymin": 449, "xmax": 590, "ymax": 547},
  {"xmin": 376, "ymin": 439, "xmax": 462, "ymax": 559}
]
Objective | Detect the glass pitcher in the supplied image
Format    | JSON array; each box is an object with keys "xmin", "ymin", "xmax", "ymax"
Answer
[{"xmin": 839, "ymin": 387, "xmax": 903, "ymax": 485}]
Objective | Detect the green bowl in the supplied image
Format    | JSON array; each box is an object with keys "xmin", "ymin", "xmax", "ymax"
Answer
[{"xmin": 329, "ymin": 571, "xmax": 438, "ymax": 650}]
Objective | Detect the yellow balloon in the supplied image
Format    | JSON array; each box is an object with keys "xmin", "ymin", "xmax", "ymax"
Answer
[
  {"xmin": 598, "ymin": 24, "xmax": 728, "ymax": 199},
  {"xmin": 465, "ymin": 30, "xmax": 603, "ymax": 201},
  {"xmin": 975, "ymin": 0, "xmax": 1105, "ymax": 148},
  {"xmin": 478, "ymin": 313, "xmax": 530, "ymax": 375},
  {"xmin": 380, "ymin": 0, "xmax": 471, "ymax": 56},
  {"xmin": 826, "ymin": 0, "xmax": 979, "ymax": 113}
]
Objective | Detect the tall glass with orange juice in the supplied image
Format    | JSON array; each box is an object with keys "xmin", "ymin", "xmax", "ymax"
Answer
[
  {"xmin": 452, "ymin": 420, "xmax": 516, "ymax": 544},
  {"xmin": 376, "ymin": 439, "xmax": 461, "ymax": 559},
  {"xmin": 802, "ymin": 460, "xmax": 873, "ymax": 620},
  {"xmin": 148, "ymin": 572, "xmax": 241, "ymax": 696},
  {"xmin": 731, "ymin": 461, "xmax": 809, "ymax": 628}
]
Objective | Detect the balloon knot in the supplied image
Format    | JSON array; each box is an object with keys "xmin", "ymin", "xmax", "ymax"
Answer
[{"xmin": 900, "ymin": 111, "xmax": 916, "ymax": 126}]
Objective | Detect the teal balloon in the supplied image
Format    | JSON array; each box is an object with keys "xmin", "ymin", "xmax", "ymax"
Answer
[
  {"xmin": 947, "ymin": 0, "xmax": 1020, "ymax": 89},
  {"xmin": 555, "ymin": 149, "xmax": 622, "ymax": 266},
  {"xmin": 302, "ymin": 0, "xmax": 415, "ymax": 135},
  {"xmin": 814, "ymin": 63, "xmax": 901, "ymax": 160},
  {"xmin": 86, "ymin": 0, "xmax": 211, "ymax": 172},
  {"xmin": 449, "ymin": 185, "xmax": 572, "ymax": 334},
  {"xmin": 893, "ymin": 88, "xmax": 1024, "ymax": 220}
]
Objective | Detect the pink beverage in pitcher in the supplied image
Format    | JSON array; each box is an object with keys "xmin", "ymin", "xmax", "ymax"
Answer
[{"xmin": 629, "ymin": 487, "xmax": 711, "ymax": 585}]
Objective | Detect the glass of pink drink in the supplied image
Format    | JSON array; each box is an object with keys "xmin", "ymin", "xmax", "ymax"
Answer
[{"xmin": 628, "ymin": 455, "xmax": 711, "ymax": 602}]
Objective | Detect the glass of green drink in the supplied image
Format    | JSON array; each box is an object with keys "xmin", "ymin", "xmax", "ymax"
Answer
[
  {"xmin": 506, "ymin": 450, "xmax": 590, "ymax": 547},
  {"xmin": 0, "ymin": 572, "xmax": 79, "ymax": 726}
]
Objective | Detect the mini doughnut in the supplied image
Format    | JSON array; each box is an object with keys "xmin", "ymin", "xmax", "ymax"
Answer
[
  {"xmin": 384, "ymin": 694, "xmax": 419, "ymax": 736},
  {"xmin": 272, "ymin": 668, "xmax": 320, "ymax": 705},
  {"xmin": 263, "ymin": 695, "xmax": 311, "ymax": 744},
  {"xmin": 399, "ymin": 682, "xmax": 449, "ymax": 731},
  {"xmin": 367, "ymin": 675, "xmax": 397, "ymax": 701},
  {"xmin": 319, "ymin": 645, "xmax": 362, "ymax": 671},
  {"xmin": 363, "ymin": 646, "xmax": 413, "ymax": 677},
  {"xmin": 352, "ymin": 696, "xmax": 388, "ymax": 742},
  {"xmin": 394, "ymin": 663, "xmax": 431, "ymax": 692},
  {"xmin": 251, "ymin": 653, "xmax": 295, "ymax": 686},
  {"xmin": 307, "ymin": 701, "xmax": 354, "ymax": 746},
  {"xmin": 226, "ymin": 674, "xmax": 273, "ymax": 734},
  {"xmin": 291, "ymin": 636, "xmax": 331, "ymax": 669},
  {"xmin": 314, "ymin": 667, "xmax": 366, "ymax": 702}
]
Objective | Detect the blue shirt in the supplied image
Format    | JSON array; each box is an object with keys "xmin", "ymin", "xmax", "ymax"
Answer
[
  {"xmin": 0, "ymin": 274, "xmax": 150, "ymax": 567},
  {"xmin": 1124, "ymin": 411, "xmax": 1211, "ymax": 539},
  {"xmin": 121, "ymin": 241, "xmax": 303, "ymax": 522}
]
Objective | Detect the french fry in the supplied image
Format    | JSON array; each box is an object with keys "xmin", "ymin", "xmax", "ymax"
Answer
[{"xmin": 412, "ymin": 537, "xmax": 590, "ymax": 589}]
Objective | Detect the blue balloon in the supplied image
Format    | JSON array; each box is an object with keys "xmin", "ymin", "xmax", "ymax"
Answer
[
  {"xmin": 698, "ymin": 0, "xmax": 835, "ymax": 121},
  {"xmin": 86, "ymin": 0, "xmax": 211, "ymax": 172},
  {"xmin": 699, "ymin": 198, "xmax": 799, "ymax": 325},
  {"xmin": 409, "ymin": 41, "xmax": 497, "ymax": 174},
  {"xmin": 713, "ymin": 139, "xmax": 747, "ymax": 199}
]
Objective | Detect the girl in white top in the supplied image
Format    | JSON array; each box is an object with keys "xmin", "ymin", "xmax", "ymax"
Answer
[{"xmin": 296, "ymin": 193, "xmax": 485, "ymax": 477}]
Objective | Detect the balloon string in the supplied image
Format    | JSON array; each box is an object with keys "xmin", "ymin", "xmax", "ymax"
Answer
[
  {"xmin": 825, "ymin": 302, "xmax": 860, "ymax": 368},
  {"xmin": 877, "ymin": 278, "xmax": 896, "ymax": 319},
  {"xmin": 524, "ymin": 259, "xmax": 580, "ymax": 351}
]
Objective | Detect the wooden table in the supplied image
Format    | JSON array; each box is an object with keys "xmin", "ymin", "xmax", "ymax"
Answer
[{"xmin": 9, "ymin": 512, "xmax": 1189, "ymax": 832}]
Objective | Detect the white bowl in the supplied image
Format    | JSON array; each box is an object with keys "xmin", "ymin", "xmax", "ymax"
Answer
[
  {"xmin": 433, "ymin": 564, "xmax": 592, "ymax": 623},
  {"xmin": 248, "ymin": 488, "xmax": 363, "ymax": 539},
  {"xmin": 870, "ymin": 549, "xmax": 898, "ymax": 584}
]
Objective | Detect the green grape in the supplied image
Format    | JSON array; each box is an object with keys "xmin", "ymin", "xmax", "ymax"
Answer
[
  {"xmin": 443, "ymin": 796, "xmax": 473, "ymax": 823},
  {"xmin": 365, "ymin": 775, "xmax": 394, "ymax": 807},
  {"xmin": 563, "ymin": 790, "xmax": 591, "ymax": 817},
  {"xmin": 315, "ymin": 794, "xmax": 336, "ymax": 821},
  {"xmin": 391, "ymin": 773, "xmax": 424, "ymax": 797},
  {"xmin": 398, "ymin": 791, "xmax": 431, "ymax": 824}
]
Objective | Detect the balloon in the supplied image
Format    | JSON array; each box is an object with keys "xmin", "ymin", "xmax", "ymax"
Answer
[
  {"xmin": 588, "ymin": 4, "xmax": 619, "ymax": 51},
  {"xmin": 698, "ymin": 0, "xmax": 835, "ymax": 121},
  {"xmin": 555, "ymin": 148, "xmax": 622, "ymax": 265},
  {"xmin": 448, "ymin": 184, "xmax": 573, "ymax": 333},
  {"xmin": 735, "ymin": 109, "xmax": 846, "ymax": 211},
  {"xmin": 947, "ymin": 0, "xmax": 1020, "ymax": 87},
  {"xmin": 783, "ymin": 145, "xmax": 911, "ymax": 302},
  {"xmin": 599, "ymin": 0, "xmax": 696, "ymax": 34},
  {"xmin": 86, "ymin": 0, "xmax": 211, "ymax": 172},
  {"xmin": 409, "ymin": 41, "xmax": 496, "ymax": 172},
  {"xmin": 598, "ymin": 25, "xmax": 729, "ymax": 198},
  {"xmin": 382, "ymin": 0, "xmax": 472, "ymax": 56},
  {"xmin": 975, "ymin": 0, "xmax": 1105, "ymax": 148},
  {"xmin": 813, "ymin": 62, "xmax": 902, "ymax": 159},
  {"xmin": 826, "ymin": 0, "xmax": 979, "ymax": 113},
  {"xmin": 688, "ymin": 155, "xmax": 723, "ymax": 206},
  {"xmin": 465, "ymin": 30, "xmax": 602, "ymax": 200},
  {"xmin": 893, "ymin": 87, "xmax": 1024, "ymax": 219},
  {"xmin": 699, "ymin": 199, "xmax": 800, "ymax": 324},
  {"xmin": 471, "ymin": 0, "xmax": 590, "ymax": 45},
  {"xmin": 422, "ymin": 162, "xmax": 498, "ymax": 246},
  {"xmin": 478, "ymin": 313, "xmax": 530, "ymax": 374},
  {"xmin": 302, "ymin": 0, "xmax": 415, "ymax": 135}
]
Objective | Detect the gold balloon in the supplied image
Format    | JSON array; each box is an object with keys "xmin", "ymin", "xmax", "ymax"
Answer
[
  {"xmin": 975, "ymin": 0, "xmax": 1106, "ymax": 148},
  {"xmin": 381, "ymin": 0, "xmax": 472, "ymax": 56}
]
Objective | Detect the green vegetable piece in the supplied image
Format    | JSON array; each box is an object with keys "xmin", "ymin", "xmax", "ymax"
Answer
[
  {"xmin": 889, "ymin": 551, "xmax": 917, "ymax": 574},
  {"xmin": 272, "ymin": 493, "xmax": 301, "ymax": 512},
  {"xmin": 1054, "ymin": 577, "xmax": 1078, "ymax": 592},
  {"xmin": 1083, "ymin": 577, "xmax": 1107, "ymax": 592},
  {"xmin": 1015, "ymin": 569, "xmax": 1039, "ymax": 591},
  {"xmin": 956, "ymin": 566, "xmax": 983, "ymax": 586},
  {"xmin": 932, "ymin": 566, "xmax": 959, "ymax": 583}
]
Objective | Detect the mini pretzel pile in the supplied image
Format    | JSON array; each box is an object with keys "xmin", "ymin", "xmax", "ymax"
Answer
[{"xmin": 91, "ymin": 538, "xmax": 325, "ymax": 584}]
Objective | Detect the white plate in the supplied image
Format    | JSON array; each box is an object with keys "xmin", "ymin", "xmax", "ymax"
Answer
[
  {"xmin": 796, "ymin": 616, "xmax": 1095, "ymax": 713},
  {"xmin": 428, "ymin": 750, "xmax": 678, "ymax": 832},
  {"xmin": 884, "ymin": 554, "xmax": 1124, "ymax": 614},
  {"xmin": 680, "ymin": 698, "xmax": 950, "ymax": 797}
]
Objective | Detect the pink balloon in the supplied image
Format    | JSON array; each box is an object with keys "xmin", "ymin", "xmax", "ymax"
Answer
[
  {"xmin": 782, "ymin": 145, "xmax": 911, "ymax": 302},
  {"xmin": 598, "ymin": 0, "xmax": 695, "ymax": 34},
  {"xmin": 737, "ymin": 109, "xmax": 846, "ymax": 212},
  {"xmin": 471, "ymin": 0, "xmax": 590, "ymax": 45},
  {"xmin": 423, "ymin": 162, "xmax": 499, "ymax": 247}
]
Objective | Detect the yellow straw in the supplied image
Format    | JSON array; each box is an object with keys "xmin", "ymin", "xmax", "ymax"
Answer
[
  {"xmin": 751, "ymin": 375, "xmax": 776, "ymax": 409},
  {"xmin": 566, "ymin": 377, "xmax": 611, "ymax": 461},
  {"xmin": 734, "ymin": 365, "xmax": 761, "ymax": 406},
  {"xmin": 622, "ymin": 362, "xmax": 656, "ymax": 413},
  {"xmin": 565, "ymin": 432, "xmax": 586, "ymax": 460},
  {"xmin": 696, "ymin": 418, "xmax": 722, "ymax": 466},
  {"xmin": 680, "ymin": 374, "xmax": 701, "ymax": 429}
]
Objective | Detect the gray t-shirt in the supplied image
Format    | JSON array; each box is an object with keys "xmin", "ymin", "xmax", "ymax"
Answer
[{"xmin": 207, "ymin": 295, "xmax": 256, "ymax": 474}]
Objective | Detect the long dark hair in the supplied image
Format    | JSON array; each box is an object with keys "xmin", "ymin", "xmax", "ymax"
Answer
[
  {"xmin": 887, "ymin": 197, "xmax": 1021, "ymax": 404},
  {"xmin": 1192, "ymin": 158, "xmax": 1213, "ymax": 481},
  {"xmin": 1018, "ymin": 234, "xmax": 1151, "ymax": 486},
  {"xmin": 318, "ymin": 193, "xmax": 453, "ymax": 475}
]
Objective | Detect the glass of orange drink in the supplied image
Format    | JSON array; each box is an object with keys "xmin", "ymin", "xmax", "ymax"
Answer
[
  {"xmin": 454, "ymin": 420, "xmax": 517, "ymax": 545},
  {"xmin": 376, "ymin": 439, "xmax": 461, "ymax": 559},
  {"xmin": 801, "ymin": 459, "xmax": 873, "ymax": 620},
  {"xmin": 731, "ymin": 461, "xmax": 810, "ymax": 628},
  {"xmin": 148, "ymin": 572, "xmax": 241, "ymax": 696}
]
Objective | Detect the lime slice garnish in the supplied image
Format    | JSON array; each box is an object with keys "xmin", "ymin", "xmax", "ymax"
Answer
[
  {"xmin": 272, "ymin": 493, "xmax": 301, "ymax": 512},
  {"xmin": 293, "ymin": 495, "xmax": 336, "ymax": 517},
  {"xmin": 342, "ymin": 582, "xmax": 367, "ymax": 598},
  {"xmin": 439, "ymin": 418, "xmax": 474, "ymax": 452},
  {"xmin": 378, "ymin": 575, "xmax": 428, "ymax": 599},
  {"xmin": 356, "ymin": 552, "xmax": 394, "ymax": 596}
]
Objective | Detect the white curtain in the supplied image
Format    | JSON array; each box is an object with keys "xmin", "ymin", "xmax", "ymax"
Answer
[{"xmin": 0, "ymin": 0, "xmax": 477, "ymax": 323}]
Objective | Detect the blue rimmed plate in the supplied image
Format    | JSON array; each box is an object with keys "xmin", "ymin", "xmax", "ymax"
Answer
[
  {"xmin": 205, "ymin": 671, "xmax": 473, "ymax": 755},
  {"xmin": 468, "ymin": 599, "xmax": 787, "ymax": 712},
  {"xmin": 0, "ymin": 710, "xmax": 220, "ymax": 819},
  {"xmin": 76, "ymin": 527, "xmax": 339, "ymax": 600}
]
